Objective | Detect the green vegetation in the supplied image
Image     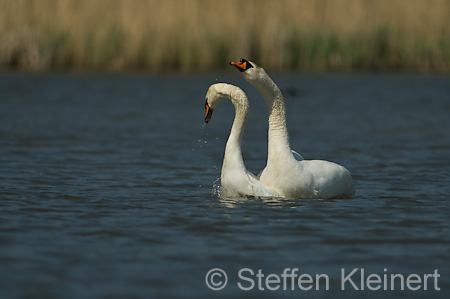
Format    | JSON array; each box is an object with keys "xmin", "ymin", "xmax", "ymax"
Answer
[{"xmin": 1, "ymin": 0, "xmax": 449, "ymax": 72}]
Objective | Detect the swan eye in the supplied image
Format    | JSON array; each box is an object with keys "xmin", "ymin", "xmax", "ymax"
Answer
[
  {"xmin": 205, "ymin": 98, "xmax": 208, "ymax": 106},
  {"xmin": 240, "ymin": 58, "xmax": 253, "ymax": 69}
]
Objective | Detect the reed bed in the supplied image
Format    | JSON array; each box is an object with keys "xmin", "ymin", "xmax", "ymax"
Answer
[{"xmin": 1, "ymin": 0, "xmax": 449, "ymax": 72}]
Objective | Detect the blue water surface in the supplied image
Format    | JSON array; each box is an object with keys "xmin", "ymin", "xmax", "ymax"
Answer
[{"xmin": 0, "ymin": 73, "xmax": 449, "ymax": 298}]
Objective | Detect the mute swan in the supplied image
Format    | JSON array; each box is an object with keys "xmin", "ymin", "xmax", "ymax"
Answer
[
  {"xmin": 230, "ymin": 59, "xmax": 355, "ymax": 199},
  {"xmin": 204, "ymin": 83, "xmax": 281, "ymax": 198}
]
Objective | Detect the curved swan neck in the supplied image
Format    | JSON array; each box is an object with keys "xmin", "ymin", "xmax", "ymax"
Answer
[
  {"xmin": 248, "ymin": 73, "xmax": 293, "ymax": 163},
  {"xmin": 213, "ymin": 84, "xmax": 249, "ymax": 169},
  {"xmin": 213, "ymin": 84, "xmax": 249, "ymax": 144}
]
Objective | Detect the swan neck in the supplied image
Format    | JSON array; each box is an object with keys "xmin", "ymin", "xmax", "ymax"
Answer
[
  {"xmin": 251, "ymin": 74, "xmax": 293, "ymax": 163},
  {"xmin": 216, "ymin": 85, "xmax": 249, "ymax": 169},
  {"xmin": 227, "ymin": 100, "xmax": 247, "ymax": 147}
]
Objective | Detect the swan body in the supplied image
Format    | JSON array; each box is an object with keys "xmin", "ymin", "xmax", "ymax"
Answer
[
  {"xmin": 230, "ymin": 59, "xmax": 355, "ymax": 199},
  {"xmin": 204, "ymin": 83, "xmax": 281, "ymax": 198}
]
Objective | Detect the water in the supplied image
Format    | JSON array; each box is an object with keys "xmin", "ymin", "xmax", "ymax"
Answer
[{"xmin": 0, "ymin": 73, "xmax": 449, "ymax": 298}]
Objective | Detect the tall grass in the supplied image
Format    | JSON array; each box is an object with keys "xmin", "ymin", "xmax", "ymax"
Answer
[{"xmin": 1, "ymin": 0, "xmax": 449, "ymax": 72}]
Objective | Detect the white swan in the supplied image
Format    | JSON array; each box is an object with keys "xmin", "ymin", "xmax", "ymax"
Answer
[
  {"xmin": 204, "ymin": 83, "xmax": 281, "ymax": 198},
  {"xmin": 230, "ymin": 59, "xmax": 355, "ymax": 199}
]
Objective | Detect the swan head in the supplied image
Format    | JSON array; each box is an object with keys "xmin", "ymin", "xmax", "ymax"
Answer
[
  {"xmin": 204, "ymin": 83, "xmax": 248, "ymax": 123},
  {"xmin": 204, "ymin": 84, "xmax": 224, "ymax": 123},
  {"xmin": 229, "ymin": 58, "xmax": 265, "ymax": 82}
]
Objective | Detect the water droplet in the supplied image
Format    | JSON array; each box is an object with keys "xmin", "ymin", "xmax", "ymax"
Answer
[{"xmin": 212, "ymin": 177, "xmax": 222, "ymax": 198}]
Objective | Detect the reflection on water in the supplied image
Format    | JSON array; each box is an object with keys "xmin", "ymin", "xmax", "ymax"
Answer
[{"xmin": 0, "ymin": 73, "xmax": 449, "ymax": 298}]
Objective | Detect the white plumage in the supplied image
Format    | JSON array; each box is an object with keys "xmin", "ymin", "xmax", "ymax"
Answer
[
  {"xmin": 204, "ymin": 83, "xmax": 281, "ymax": 198},
  {"xmin": 230, "ymin": 59, "xmax": 355, "ymax": 199}
]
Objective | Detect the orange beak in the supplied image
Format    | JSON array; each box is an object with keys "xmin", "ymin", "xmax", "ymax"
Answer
[
  {"xmin": 229, "ymin": 60, "xmax": 248, "ymax": 72},
  {"xmin": 205, "ymin": 104, "xmax": 213, "ymax": 123}
]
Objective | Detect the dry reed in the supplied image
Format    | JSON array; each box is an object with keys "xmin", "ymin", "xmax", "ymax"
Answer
[{"xmin": 1, "ymin": 0, "xmax": 449, "ymax": 72}]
